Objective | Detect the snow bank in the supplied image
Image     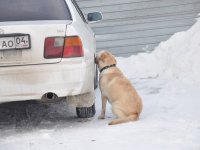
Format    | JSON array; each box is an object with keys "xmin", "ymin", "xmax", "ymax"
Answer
[{"xmin": 117, "ymin": 18, "xmax": 200, "ymax": 84}]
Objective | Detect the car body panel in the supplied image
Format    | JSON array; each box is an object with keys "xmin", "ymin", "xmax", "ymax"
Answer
[
  {"xmin": 0, "ymin": 0, "xmax": 98, "ymax": 104},
  {"xmin": 0, "ymin": 58, "xmax": 93, "ymax": 103}
]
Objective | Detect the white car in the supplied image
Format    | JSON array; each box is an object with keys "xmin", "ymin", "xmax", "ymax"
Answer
[{"xmin": 0, "ymin": 0, "xmax": 102, "ymax": 118}]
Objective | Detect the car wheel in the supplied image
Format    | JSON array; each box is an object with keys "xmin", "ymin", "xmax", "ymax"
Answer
[{"xmin": 76, "ymin": 104, "xmax": 96, "ymax": 118}]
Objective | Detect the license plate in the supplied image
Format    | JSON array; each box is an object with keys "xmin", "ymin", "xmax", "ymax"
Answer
[{"xmin": 0, "ymin": 34, "xmax": 31, "ymax": 50}]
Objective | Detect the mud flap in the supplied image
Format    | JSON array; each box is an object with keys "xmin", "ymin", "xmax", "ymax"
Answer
[{"xmin": 66, "ymin": 91, "xmax": 95, "ymax": 107}]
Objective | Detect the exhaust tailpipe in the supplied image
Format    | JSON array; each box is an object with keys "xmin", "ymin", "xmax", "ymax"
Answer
[{"xmin": 42, "ymin": 92, "xmax": 58, "ymax": 101}]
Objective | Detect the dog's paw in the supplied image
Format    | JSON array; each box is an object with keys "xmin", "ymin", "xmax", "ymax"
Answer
[
  {"xmin": 108, "ymin": 121, "xmax": 114, "ymax": 125},
  {"xmin": 98, "ymin": 115, "xmax": 105, "ymax": 119}
]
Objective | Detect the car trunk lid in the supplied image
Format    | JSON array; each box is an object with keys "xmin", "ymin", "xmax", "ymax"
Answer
[{"xmin": 0, "ymin": 20, "xmax": 71, "ymax": 67}]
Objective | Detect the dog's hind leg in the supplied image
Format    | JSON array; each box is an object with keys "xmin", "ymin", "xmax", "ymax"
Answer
[{"xmin": 108, "ymin": 114, "xmax": 139, "ymax": 125}]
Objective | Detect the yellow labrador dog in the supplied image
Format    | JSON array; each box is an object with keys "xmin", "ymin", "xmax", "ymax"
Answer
[{"xmin": 95, "ymin": 50, "xmax": 143, "ymax": 125}]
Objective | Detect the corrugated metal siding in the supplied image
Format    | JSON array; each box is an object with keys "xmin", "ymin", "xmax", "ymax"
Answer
[{"xmin": 76, "ymin": 0, "xmax": 200, "ymax": 56}]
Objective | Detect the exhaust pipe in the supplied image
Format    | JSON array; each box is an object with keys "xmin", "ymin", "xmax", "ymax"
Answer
[
  {"xmin": 42, "ymin": 92, "xmax": 58, "ymax": 101},
  {"xmin": 46, "ymin": 92, "xmax": 56, "ymax": 100}
]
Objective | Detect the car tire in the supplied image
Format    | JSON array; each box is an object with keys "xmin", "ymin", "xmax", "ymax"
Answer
[
  {"xmin": 94, "ymin": 65, "xmax": 98, "ymax": 89},
  {"xmin": 76, "ymin": 104, "xmax": 96, "ymax": 118}
]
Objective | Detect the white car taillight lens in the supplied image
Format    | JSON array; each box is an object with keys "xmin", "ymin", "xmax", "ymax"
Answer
[{"xmin": 44, "ymin": 36, "xmax": 83, "ymax": 59}]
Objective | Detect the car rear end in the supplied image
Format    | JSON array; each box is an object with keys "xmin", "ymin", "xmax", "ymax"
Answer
[{"xmin": 0, "ymin": 0, "xmax": 95, "ymax": 104}]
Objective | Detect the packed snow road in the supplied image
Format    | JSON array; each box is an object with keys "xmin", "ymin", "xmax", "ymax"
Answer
[{"xmin": 0, "ymin": 77, "xmax": 200, "ymax": 150}]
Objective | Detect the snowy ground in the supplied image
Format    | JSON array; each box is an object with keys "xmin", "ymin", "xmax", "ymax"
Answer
[
  {"xmin": 0, "ymin": 18, "xmax": 200, "ymax": 150},
  {"xmin": 0, "ymin": 78, "xmax": 199, "ymax": 150}
]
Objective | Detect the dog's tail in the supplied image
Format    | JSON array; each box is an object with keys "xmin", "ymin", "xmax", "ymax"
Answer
[{"xmin": 108, "ymin": 114, "xmax": 139, "ymax": 125}]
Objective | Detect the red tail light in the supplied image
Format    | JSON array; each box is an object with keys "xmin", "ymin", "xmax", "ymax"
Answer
[
  {"xmin": 44, "ymin": 37, "xmax": 64, "ymax": 59},
  {"xmin": 63, "ymin": 36, "xmax": 83, "ymax": 58},
  {"xmin": 44, "ymin": 36, "xmax": 83, "ymax": 59}
]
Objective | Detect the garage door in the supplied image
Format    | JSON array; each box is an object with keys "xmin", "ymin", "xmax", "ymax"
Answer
[{"xmin": 76, "ymin": 0, "xmax": 200, "ymax": 56}]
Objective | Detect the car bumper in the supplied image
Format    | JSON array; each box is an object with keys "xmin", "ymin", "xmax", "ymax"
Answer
[{"xmin": 0, "ymin": 59, "xmax": 94, "ymax": 103}]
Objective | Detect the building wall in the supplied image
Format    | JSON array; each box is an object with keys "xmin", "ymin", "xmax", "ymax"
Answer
[{"xmin": 76, "ymin": 0, "xmax": 200, "ymax": 56}]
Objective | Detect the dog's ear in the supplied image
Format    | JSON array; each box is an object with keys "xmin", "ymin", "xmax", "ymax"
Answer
[
  {"xmin": 110, "ymin": 53, "xmax": 117, "ymax": 65},
  {"xmin": 99, "ymin": 52, "xmax": 107, "ymax": 63}
]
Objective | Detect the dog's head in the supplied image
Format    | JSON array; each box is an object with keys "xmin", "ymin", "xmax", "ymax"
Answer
[{"xmin": 95, "ymin": 50, "xmax": 117, "ymax": 70}]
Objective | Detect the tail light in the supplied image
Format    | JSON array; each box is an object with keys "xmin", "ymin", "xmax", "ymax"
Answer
[
  {"xmin": 44, "ymin": 36, "xmax": 83, "ymax": 59},
  {"xmin": 63, "ymin": 36, "xmax": 83, "ymax": 58},
  {"xmin": 44, "ymin": 37, "xmax": 64, "ymax": 59}
]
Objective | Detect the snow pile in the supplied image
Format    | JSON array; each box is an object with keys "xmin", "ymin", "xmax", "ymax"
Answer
[{"xmin": 117, "ymin": 18, "xmax": 200, "ymax": 84}]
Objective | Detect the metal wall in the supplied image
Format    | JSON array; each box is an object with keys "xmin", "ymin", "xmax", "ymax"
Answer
[{"xmin": 76, "ymin": 0, "xmax": 200, "ymax": 56}]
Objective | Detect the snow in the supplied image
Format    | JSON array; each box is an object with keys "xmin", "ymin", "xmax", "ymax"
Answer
[
  {"xmin": 1, "ymin": 19, "xmax": 200, "ymax": 150},
  {"xmin": 117, "ymin": 17, "xmax": 200, "ymax": 84}
]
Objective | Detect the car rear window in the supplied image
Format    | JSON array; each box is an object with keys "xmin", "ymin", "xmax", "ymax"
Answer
[{"xmin": 0, "ymin": 0, "xmax": 72, "ymax": 22}]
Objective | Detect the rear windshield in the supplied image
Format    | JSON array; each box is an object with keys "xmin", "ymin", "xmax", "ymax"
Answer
[{"xmin": 0, "ymin": 0, "xmax": 72, "ymax": 22}]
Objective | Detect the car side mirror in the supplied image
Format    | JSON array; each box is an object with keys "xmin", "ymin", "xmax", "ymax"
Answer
[{"xmin": 87, "ymin": 12, "xmax": 103, "ymax": 23}]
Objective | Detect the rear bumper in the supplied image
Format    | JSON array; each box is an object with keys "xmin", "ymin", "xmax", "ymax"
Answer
[{"xmin": 0, "ymin": 59, "xmax": 94, "ymax": 103}]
